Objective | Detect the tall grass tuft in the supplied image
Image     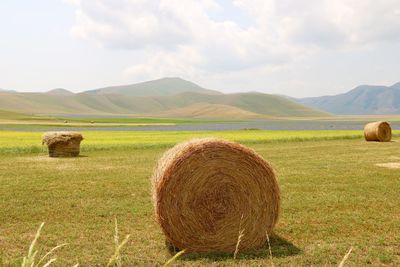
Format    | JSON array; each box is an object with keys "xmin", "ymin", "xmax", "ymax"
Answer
[
  {"xmin": 106, "ymin": 217, "xmax": 130, "ymax": 267},
  {"xmin": 17, "ymin": 220, "xmax": 358, "ymax": 266},
  {"xmin": 21, "ymin": 222, "xmax": 67, "ymax": 267}
]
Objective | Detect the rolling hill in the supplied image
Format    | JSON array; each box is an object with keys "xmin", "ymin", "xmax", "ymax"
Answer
[
  {"xmin": 297, "ymin": 82, "xmax": 400, "ymax": 115},
  {"xmin": 86, "ymin": 77, "xmax": 221, "ymax": 97},
  {"xmin": 0, "ymin": 91, "xmax": 327, "ymax": 118},
  {"xmin": 159, "ymin": 103, "xmax": 265, "ymax": 119},
  {"xmin": 0, "ymin": 109, "xmax": 29, "ymax": 119},
  {"xmin": 46, "ymin": 88, "xmax": 74, "ymax": 96},
  {"xmin": 0, "ymin": 78, "xmax": 328, "ymax": 118},
  {"xmin": 0, "ymin": 88, "xmax": 14, "ymax": 93}
]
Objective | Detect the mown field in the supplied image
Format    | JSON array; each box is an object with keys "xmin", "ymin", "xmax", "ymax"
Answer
[
  {"xmin": 1, "ymin": 130, "xmax": 400, "ymax": 266},
  {"xmin": 0, "ymin": 110, "xmax": 228, "ymax": 130}
]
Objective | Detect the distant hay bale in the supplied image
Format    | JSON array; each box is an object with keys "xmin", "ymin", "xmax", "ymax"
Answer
[
  {"xmin": 42, "ymin": 131, "xmax": 84, "ymax": 157},
  {"xmin": 364, "ymin": 121, "xmax": 392, "ymax": 142},
  {"xmin": 152, "ymin": 138, "xmax": 280, "ymax": 253}
]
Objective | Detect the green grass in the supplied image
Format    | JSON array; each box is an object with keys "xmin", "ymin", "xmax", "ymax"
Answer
[
  {"xmin": 0, "ymin": 130, "xmax": 399, "ymax": 265},
  {"xmin": 0, "ymin": 109, "xmax": 229, "ymax": 125},
  {"xmin": 0, "ymin": 130, "xmax": 381, "ymax": 154},
  {"xmin": 0, "ymin": 109, "xmax": 52, "ymax": 121},
  {"xmin": 58, "ymin": 117, "xmax": 230, "ymax": 124}
]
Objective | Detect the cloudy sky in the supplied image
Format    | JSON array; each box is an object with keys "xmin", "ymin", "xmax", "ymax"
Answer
[{"xmin": 1, "ymin": 0, "xmax": 400, "ymax": 97}]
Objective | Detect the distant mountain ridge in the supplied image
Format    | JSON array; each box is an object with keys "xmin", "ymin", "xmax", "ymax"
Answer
[
  {"xmin": 0, "ymin": 78, "xmax": 327, "ymax": 118},
  {"xmin": 0, "ymin": 88, "xmax": 14, "ymax": 93},
  {"xmin": 391, "ymin": 82, "xmax": 400, "ymax": 89},
  {"xmin": 86, "ymin": 77, "xmax": 221, "ymax": 97},
  {"xmin": 297, "ymin": 82, "xmax": 400, "ymax": 115},
  {"xmin": 4, "ymin": 78, "xmax": 398, "ymax": 116},
  {"xmin": 47, "ymin": 88, "xmax": 74, "ymax": 96}
]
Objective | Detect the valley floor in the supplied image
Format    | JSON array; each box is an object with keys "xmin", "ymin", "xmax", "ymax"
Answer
[{"xmin": 0, "ymin": 131, "xmax": 399, "ymax": 266}]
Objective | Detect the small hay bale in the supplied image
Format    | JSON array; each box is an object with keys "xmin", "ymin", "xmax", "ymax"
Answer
[
  {"xmin": 42, "ymin": 131, "xmax": 84, "ymax": 157},
  {"xmin": 151, "ymin": 138, "xmax": 280, "ymax": 253},
  {"xmin": 364, "ymin": 121, "xmax": 392, "ymax": 142}
]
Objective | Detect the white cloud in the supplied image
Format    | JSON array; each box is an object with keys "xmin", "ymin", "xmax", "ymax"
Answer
[
  {"xmin": 236, "ymin": 0, "xmax": 400, "ymax": 47},
  {"xmin": 69, "ymin": 0, "xmax": 400, "ymax": 82}
]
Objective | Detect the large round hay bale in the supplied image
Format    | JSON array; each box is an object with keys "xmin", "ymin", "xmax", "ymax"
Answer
[
  {"xmin": 364, "ymin": 121, "xmax": 392, "ymax": 142},
  {"xmin": 42, "ymin": 131, "xmax": 84, "ymax": 157},
  {"xmin": 152, "ymin": 138, "xmax": 280, "ymax": 253}
]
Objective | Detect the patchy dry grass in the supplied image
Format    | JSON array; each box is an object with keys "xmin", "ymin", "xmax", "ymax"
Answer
[
  {"xmin": 0, "ymin": 131, "xmax": 400, "ymax": 265},
  {"xmin": 375, "ymin": 162, "xmax": 400, "ymax": 169}
]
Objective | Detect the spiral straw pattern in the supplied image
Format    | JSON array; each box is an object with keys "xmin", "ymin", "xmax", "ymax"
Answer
[
  {"xmin": 364, "ymin": 121, "xmax": 392, "ymax": 142},
  {"xmin": 152, "ymin": 138, "xmax": 280, "ymax": 252}
]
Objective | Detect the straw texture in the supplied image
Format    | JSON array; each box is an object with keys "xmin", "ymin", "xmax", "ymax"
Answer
[
  {"xmin": 42, "ymin": 132, "xmax": 83, "ymax": 157},
  {"xmin": 152, "ymin": 138, "xmax": 280, "ymax": 253},
  {"xmin": 364, "ymin": 121, "xmax": 392, "ymax": 142}
]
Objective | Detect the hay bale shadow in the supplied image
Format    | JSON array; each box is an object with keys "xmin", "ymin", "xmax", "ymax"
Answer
[
  {"xmin": 54, "ymin": 155, "xmax": 88, "ymax": 158},
  {"xmin": 166, "ymin": 234, "xmax": 301, "ymax": 261}
]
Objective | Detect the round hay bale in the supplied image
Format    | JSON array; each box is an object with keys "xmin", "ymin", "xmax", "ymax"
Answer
[
  {"xmin": 42, "ymin": 131, "xmax": 84, "ymax": 157},
  {"xmin": 152, "ymin": 138, "xmax": 280, "ymax": 253},
  {"xmin": 364, "ymin": 121, "xmax": 392, "ymax": 142}
]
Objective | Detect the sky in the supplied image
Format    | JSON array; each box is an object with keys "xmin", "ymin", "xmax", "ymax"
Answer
[{"xmin": 1, "ymin": 0, "xmax": 400, "ymax": 97}]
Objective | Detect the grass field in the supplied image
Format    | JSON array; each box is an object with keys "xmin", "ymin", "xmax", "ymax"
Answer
[
  {"xmin": 1, "ymin": 130, "xmax": 400, "ymax": 266},
  {"xmin": 0, "ymin": 130, "xmax": 371, "ymax": 154},
  {"xmin": 0, "ymin": 110, "xmax": 231, "ymax": 131}
]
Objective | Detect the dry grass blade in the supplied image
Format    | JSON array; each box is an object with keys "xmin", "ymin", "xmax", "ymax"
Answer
[
  {"xmin": 42, "ymin": 258, "xmax": 56, "ymax": 267},
  {"xmin": 28, "ymin": 223, "xmax": 44, "ymax": 258},
  {"xmin": 163, "ymin": 250, "xmax": 186, "ymax": 267},
  {"xmin": 106, "ymin": 235, "xmax": 130, "ymax": 267},
  {"xmin": 113, "ymin": 217, "xmax": 121, "ymax": 267},
  {"xmin": 265, "ymin": 232, "xmax": 274, "ymax": 267},
  {"xmin": 106, "ymin": 219, "xmax": 130, "ymax": 267},
  {"xmin": 35, "ymin": 243, "xmax": 67, "ymax": 267},
  {"xmin": 21, "ymin": 222, "xmax": 44, "ymax": 267},
  {"xmin": 21, "ymin": 222, "xmax": 65, "ymax": 267},
  {"xmin": 233, "ymin": 214, "xmax": 245, "ymax": 260},
  {"xmin": 338, "ymin": 247, "xmax": 353, "ymax": 267}
]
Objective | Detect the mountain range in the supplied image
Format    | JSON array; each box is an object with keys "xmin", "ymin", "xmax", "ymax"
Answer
[
  {"xmin": 85, "ymin": 77, "xmax": 221, "ymax": 96},
  {"xmin": 1, "ymin": 77, "xmax": 399, "ymax": 118},
  {"xmin": 297, "ymin": 82, "xmax": 400, "ymax": 115},
  {"xmin": 0, "ymin": 77, "xmax": 326, "ymax": 118}
]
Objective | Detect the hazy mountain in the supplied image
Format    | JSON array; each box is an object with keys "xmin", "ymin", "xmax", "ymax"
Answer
[
  {"xmin": 86, "ymin": 77, "xmax": 221, "ymax": 97},
  {"xmin": 46, "ymin": 88, "xmax": 74, "ymax": 96},
  {"xmin": 0, "ymin": 90, "xmax": 327, "ymax": 118},
  {"xmin": 0, "ymin": 88, "xmax": 15, "ymax": 93},
  {"xmin": 297, "ymin": 82, "xmax": 400, "ymax": 115},
  {"xmin": 391, "ymin": 82, "xmax": 400, "ymax": 90}
]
